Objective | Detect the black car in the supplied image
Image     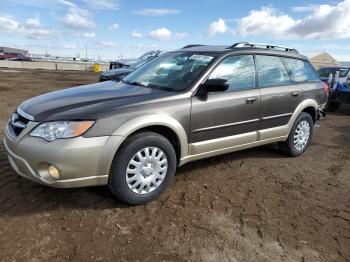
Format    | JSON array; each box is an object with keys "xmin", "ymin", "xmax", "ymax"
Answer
[
  {"xmin": 109, "ymin": 50, "xmax": 162, "ymax": 70},
  {"xmin": 100, "ymin": 55, "xmax": 161, "ymax": 82}
]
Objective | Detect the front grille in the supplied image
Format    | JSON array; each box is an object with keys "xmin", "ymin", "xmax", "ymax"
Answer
[{"xmin": 8, "ymin": 111, "xmax": 31, "ymax": 137}]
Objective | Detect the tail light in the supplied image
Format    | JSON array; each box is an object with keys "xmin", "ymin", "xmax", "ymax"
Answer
[{"xmin": 323, "ymin": 82, "xmax": 329, "ymax": 95}]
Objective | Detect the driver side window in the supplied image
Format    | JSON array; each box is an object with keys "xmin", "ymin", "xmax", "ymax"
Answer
[{"xmin": 209, "ymin": 55, "xmax": 256, "ymax": 91}]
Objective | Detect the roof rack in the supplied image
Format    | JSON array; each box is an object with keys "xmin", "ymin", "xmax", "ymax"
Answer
[
  {"xmin": 181, "ymin": 44, "xmax": 204, "ymax": 49},
  {"xmin": 229, "ymin": 42, "xmax": 298, "ymax": 53}
]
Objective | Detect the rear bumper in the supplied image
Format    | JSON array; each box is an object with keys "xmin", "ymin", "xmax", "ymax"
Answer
[{"xmin": 4, "ymin": 124, "xmax": 125, "ymax": 188}]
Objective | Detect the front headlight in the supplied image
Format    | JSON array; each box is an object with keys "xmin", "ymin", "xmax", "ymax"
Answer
[{"xmin": 30, "ymin": 121, "xmax": 94, "ymax": 142}]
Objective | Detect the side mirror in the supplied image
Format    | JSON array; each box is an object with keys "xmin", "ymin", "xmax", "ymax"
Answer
[{"xmin": 199, "ymin": 78, "xmax": 229, "ymax": 95}]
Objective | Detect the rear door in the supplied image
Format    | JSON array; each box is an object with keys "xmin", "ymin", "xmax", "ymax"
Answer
[
  {"xmin": 190, "ymin": 55, "xmax": 260, "ymax": 152},
  {"xmin": 256, "ymin": 55, "xmax": 297, "ymax": 130}
]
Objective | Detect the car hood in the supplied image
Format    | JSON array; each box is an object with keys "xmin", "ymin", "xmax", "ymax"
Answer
[
  {"xmin": 19, "ymin": 81, "xmax": 175, "ymax": 122},
  {"xmin": 100, "ymin": 68, "xmax": 134, "ymax": 77}
]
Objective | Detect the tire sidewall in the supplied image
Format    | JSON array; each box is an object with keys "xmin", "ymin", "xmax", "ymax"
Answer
[
  {"xmin": 288, "ymin": 113, "xmax": 314, "ymax": 157},
  {"xmin": 108, "ymin": 132, "xmax": 177, "ymax": 204}
]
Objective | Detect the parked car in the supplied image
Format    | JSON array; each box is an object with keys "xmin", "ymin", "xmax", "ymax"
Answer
[
  {"xmin": 99, "ymin": 56, "xmax": 160, "ymax": 82},
  {"xmin": 318, "ymin": 67, "xmax": 350, "ymax": 84},
  {"xmin": 317, "ymin": 67, "xmax": 350, "ymax": 111},
  {"xmin": 4, "ymin": 42, "xmax": 328, "ymax": 204},
  {"xmin": 0, "ymin": 53, "xmax": 32, "ymax": 61},
  {"xmin": 109, "ymin": 50, "xmax": 162, "ymax": 69}
]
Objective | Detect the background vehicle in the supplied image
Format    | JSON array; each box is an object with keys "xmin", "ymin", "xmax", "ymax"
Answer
[
  {"xmin": 0, "ymin": 53, "xmax": 32, "ymax": 61},
  {"xmin": 317, "ymin": 67, "xmax": 350, "ymax": 111},
  {"xmin": 99, "ymin": 55, "xmax": 161, "ymax": 82},
  {"xmin": 109, "ymin": 50, "xmax": 162, "ymax": 69},
  {"xmin": 318, "ymin": 67, "xmax": 350, "ymax": 84},
  {"xmin": 4, "ymin": 42, "xmax": 327, "ymax": 205}
]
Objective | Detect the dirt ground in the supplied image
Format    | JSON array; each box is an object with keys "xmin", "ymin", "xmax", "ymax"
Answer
[{"xmin": 0, "ymin": 69, "xmax": 349, "ymax": 262}]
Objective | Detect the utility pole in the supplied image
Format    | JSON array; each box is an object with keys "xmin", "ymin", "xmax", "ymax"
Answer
[{"xmin": 85, "ymin": 42, "xmax": 88, "ymax": 60}]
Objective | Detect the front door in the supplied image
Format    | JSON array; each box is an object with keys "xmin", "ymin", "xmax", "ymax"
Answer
[{"xmin": 190, "ymin": 55, "xmax": 260, "ymax": 154}]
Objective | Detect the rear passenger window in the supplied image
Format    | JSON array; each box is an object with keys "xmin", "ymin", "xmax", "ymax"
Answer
[
  {"xmin": 209, "ymin": 55, "xmax": 255, "ymax": 91},
  {"xmin": 283, "ymin": 58, "xmax": 320, "ymax": 82},
  {"xmin": 256, "ymin": 55, "xmax": 292, "ymax": 88}
]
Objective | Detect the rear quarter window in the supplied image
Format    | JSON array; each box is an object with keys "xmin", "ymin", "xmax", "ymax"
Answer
[{"xmin": 283, "ymin": 58, "xmax": 320, "ymax": 83}]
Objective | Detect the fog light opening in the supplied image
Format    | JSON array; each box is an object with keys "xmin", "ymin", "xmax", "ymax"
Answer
[{"xmin": 48, "ymin": 165, "xmax": 60, "ymax": 180}]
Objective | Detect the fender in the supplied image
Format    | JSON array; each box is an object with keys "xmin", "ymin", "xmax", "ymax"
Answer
[
  {"xmin": 287, "ymin": 99, "xmax": 318, "ymax": 132},
  {"xmin": 111, "ymin": 114, "xmax": 189, "ymax": 159}
]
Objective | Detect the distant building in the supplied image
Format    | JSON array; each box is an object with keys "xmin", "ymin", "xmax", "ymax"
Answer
[
  {"xmin": 0, "ymin": 47, "xmax": 28, "ymax": 56},
  {"xmin": 308, "ymin": 52, "xmax": 339, "ymax": 69}
]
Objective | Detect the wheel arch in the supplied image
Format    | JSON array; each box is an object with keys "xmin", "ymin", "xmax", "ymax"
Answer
[
  {"xmin": 287, "ymin": 99, "xmax": 318, "ymax": 133},
  {"xmin": 301, "ymin": 106, "xmax": 316, "ymax": 123},
  {"xmin": 111, "ymin": 115, "xmax": 189, "ymax": 162}
]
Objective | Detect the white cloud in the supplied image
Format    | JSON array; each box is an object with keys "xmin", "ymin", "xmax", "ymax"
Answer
[
  {"xmin": 25, "ymin": 17, "xmax": 42, "ymax": 29},
  {"xmin": 133, "ymin": 8, "xmax": 180, "ymax": 16},
  {"xmin": 63, "ymin": 43, "xmax": 77, "ymax": 49},
  {"xmin": 75, "ymin": 32, "xmax": 95, "ymax": 38},
  {"xmin": 83, "ymin": 32, "xmax": 95, "ymax": 38},
  {"xmin": 235, "ymin": 7, "xmax": 294, "ymax": 38},
  {"xmin": 99, "ymin": 41, "xmax": 119, "ymax": 48},
  {"xmin": 148, "ymin": 27, "xmax": 172, "ymax": 40},
  {"xmin": 0, "ymin": 15, "xmax": 57, "ymax": 39},
  {"xmin": 0, "ymin": 16, "xmax": 20, "ymax": 32},
  {"xmin": 26, "ymin": 28, "xmax": 58, "ymax": 39},
  {"xmin": 235, "ymin": 1, "xmax": 350, "ymax": 40},
  {"xmin": 82, "ymin": 0, "xmax": 120, "ymax": 10},
  {"xmin": 57, "ymin": 0, "xmax": 77, "ymax": 8},
  {"xmin": 131, "ymin": 30, "xmax": 143, "ymax": 39},
  {"xmin": 108, "ymin": 23, "xmax": 119, "ymax": 31},
  {"xmin": 207, "ymin": 18, "xmax": 228, "ymax": 36},
  {"xmin": 292, "ymin": 4, "xmax": 317, "ymax": 13},
  {"xmin": 63, "ymin": 7, "xmax": 95, "ymax": 30},
  {"xmin": 175, "ymin": 32, "xmax": 188, "ymax": 39}
]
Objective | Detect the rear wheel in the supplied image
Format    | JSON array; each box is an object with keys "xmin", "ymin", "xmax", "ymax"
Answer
[
  {"xmin": 279, "ymin": 112, "xmax": 314, "ymax": 157},
  {"xmin": 108, "ymin": 132, "xmax": 177, "ymax": 204}
]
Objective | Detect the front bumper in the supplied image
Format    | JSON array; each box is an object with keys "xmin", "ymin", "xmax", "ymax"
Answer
[{"xmin": 4, "ymin": 123, "xmax": 124, "ymax": 188}]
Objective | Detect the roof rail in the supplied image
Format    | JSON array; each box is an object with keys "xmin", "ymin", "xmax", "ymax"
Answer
[
  {"xmin": 181, "ymin": 44, "xmax": 204, "ymax": 49},
  {"xmin": 229, "ymin": 42, "xmax": 298, "ymax": 53}
]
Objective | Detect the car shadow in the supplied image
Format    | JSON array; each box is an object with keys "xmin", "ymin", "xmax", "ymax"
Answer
[{"xmin": 0, "ymin": 142, "xmax": 286, "ymax": 217}]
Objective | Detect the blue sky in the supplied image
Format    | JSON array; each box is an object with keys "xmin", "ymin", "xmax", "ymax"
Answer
[{"xmin": 1, "ymin": 0, "xmax": 350, "ymax": 60}]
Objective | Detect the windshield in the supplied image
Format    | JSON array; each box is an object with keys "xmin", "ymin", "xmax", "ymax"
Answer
[
  {"xmin": 318, "ymin": 67, "xmax": 350, "ymax": 78},
  {"xmin": 123, "ymin": 52, "xmax": 216, "ymax": 92}
]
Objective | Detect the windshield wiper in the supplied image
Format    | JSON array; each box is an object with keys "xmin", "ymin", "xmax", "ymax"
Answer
[{"xmin": 122, "ymin": 80, "xmax": 146, "ymax": 87}]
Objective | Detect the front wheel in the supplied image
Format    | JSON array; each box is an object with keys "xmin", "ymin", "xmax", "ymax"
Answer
[
  {"xmin": 108, "ymin": 132, "xmax": 177, "ymax": 205},
  {"xmin": 279, "ymin": 112, "xmax": 314, "ymax": 157}
]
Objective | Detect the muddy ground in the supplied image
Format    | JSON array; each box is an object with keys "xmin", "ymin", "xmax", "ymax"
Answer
[{"xmin": 0, "ymin": 69, "xmax": 349, "ymax": 262}]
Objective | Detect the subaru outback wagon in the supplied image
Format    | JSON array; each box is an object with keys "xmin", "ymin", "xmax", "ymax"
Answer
[{"xmin": 4, "ymin": 42, "xmax": 328, "ymax": 204}]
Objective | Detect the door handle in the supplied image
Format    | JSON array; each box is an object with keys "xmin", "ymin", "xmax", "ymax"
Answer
[
  {"xmin": 291, "ymin": 91, "xmax": 299, "ymax": 97},
  {"xmin": 246, "ymin": 97, "xmax": 257, "ymax": 104}
]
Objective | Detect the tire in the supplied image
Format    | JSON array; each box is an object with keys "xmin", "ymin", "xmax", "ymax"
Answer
[
  {"xmin": 108, "ymin": 131, "xmax": 177, "ymax": 205},
  {"xmin": 279, "ymin": 112, "xmax": 314, "ymax": 157}
]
